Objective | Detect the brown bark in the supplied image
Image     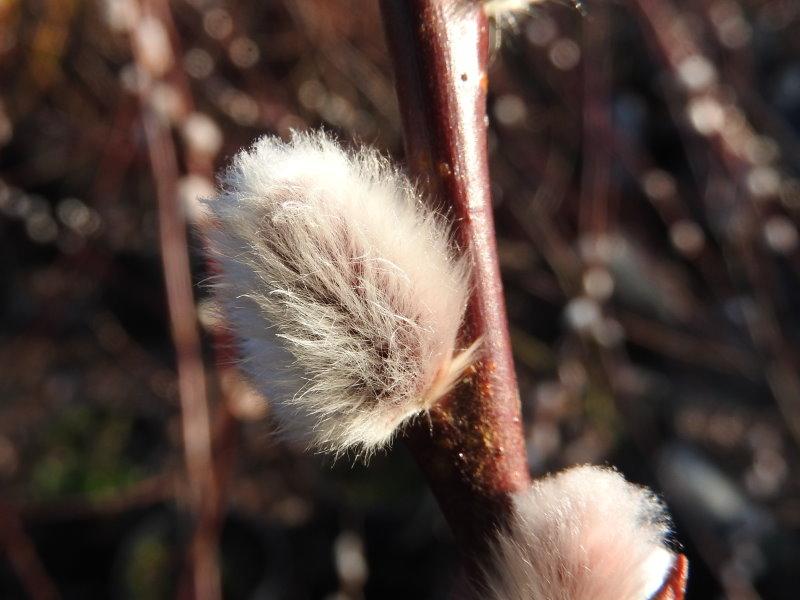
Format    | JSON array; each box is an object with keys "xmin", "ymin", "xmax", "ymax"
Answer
[{"xmin": 380, "ymin": 0, "xmax": 530, "ymax": 573}]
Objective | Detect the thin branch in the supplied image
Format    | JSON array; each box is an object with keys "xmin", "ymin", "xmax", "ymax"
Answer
[
  {"xmin": 0, "ymin": 499, "xmax": 60, "ymax": 600},
  {"xmin": 380, "ymin": 0, "xmax": 530, "ymax": 573},
  {"xmin": 130, "ymin": 4, "xmax": 221, "ymax": 597},
  {"xmin": 139, "ymin": 107, "xmax": 221, "ymax": 600}
]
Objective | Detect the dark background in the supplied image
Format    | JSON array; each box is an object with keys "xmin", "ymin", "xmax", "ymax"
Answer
[{"xmin": 1, "ymin": 0, "xmax": 800, "ymax": 598}]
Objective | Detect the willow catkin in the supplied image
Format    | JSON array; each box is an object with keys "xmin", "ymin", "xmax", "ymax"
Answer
[
  {"xmin": 205, "ymin": 130, "xmax": 478, "ymax": 456},
  {"xmin": 485, "ymin": 466, "xmax": 676, "ymax": 600}
]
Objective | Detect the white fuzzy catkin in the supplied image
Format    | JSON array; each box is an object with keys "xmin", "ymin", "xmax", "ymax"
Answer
[
  {"xmin": 480, "ymin": 0, "xmax": 584, "ymax": 32},
  {"xmin": 482, "ymin": 0, "xmax": 544, "ymax": 18},
  {"xmin": 485, "ymin": 466, "xmax": 675, "ymax": 600},
  {"xmin": 205, "ymin": 130, "xmax": 477, "ymax": 456}
]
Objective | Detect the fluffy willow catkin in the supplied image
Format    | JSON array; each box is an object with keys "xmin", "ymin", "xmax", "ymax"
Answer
[
  {"xmin": 484, "ymin": 466, "xmax": 676, "ymax": 600},
  {"xmin": 204, "ymin": 130, "xmax": 478, "ymax": 456},
  {"xmin": 481, "ymin": 0, "xmax": 544, "ymax": 17},
  {"xmin": 478, "ymin": 0, "xmax": 584, "ymax": 32}
]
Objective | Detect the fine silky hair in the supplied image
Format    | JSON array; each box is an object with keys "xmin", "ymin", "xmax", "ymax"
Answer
[
  {"xmin": 485, "ymin": 466, "xmax": 675, "ymax": 600},
  {"xmin": 205, "ymin": 130, "xmax": 478, "ymax": 456}
]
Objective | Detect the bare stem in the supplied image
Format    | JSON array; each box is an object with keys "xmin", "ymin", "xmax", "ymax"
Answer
[
  {"xmin": 130, "ymin": 2, "xmax": 221, "ymax": 594},
  {"xmin": 380, "ymin": 0, "xmax": 530, "ymax": 573},
  {"xmin": 0, "ymin": 500, "xmax": 60, "ymax": 600},
  {"xmin": 138, "ymin": 107, "xmax": 221, "ymax": 600}
]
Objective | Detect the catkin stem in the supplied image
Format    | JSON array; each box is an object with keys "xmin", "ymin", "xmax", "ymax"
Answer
[{"xmin": 380, "ymin": 0, "xmax": 530, "ymax": 575}]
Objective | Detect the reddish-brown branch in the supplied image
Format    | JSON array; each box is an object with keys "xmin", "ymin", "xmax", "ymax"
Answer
[
  {"xmin": 130, "ymin": 1, "xmax": 221, "ymax": 591},
  {"xmin": 579, "ymin": 6, "xmax": 615, "ymax": 238},
  {"xmin": 138, "ymin": 106, "xmax": 221, "ymax": 600},
  {"xmin": 380, "ymin": 0, "xmax": 530, "ymax": 573},
  {"xmin": 0, "ymin": 500, "xmax": 60, "ymax": 600}
]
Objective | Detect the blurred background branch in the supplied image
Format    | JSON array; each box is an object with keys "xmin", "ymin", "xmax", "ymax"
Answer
[{"xmin": 130, "ymin": 2, "xmax": 220, "ymax": 596}]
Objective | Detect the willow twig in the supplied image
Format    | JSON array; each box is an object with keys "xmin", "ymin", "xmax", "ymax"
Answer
[
  {"xmin": 0, "ymin": 499, "xmax": 60, "ymax": 600},
  {"xmin": 130, "ymin": 3, "xmax": 220, "ymax": 595},
  {"xmin": 380, "ymin": 0, "xmax": 530, "ymax": 574}
]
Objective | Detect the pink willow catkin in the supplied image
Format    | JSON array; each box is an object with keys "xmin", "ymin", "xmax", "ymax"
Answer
[
  {"xmin": 484, "ymin": 466, "xmax": 677, "ymax": 600},
  {"xmin": 205, "ymin": 130, "xmax": 479, "ymax": 457}
]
